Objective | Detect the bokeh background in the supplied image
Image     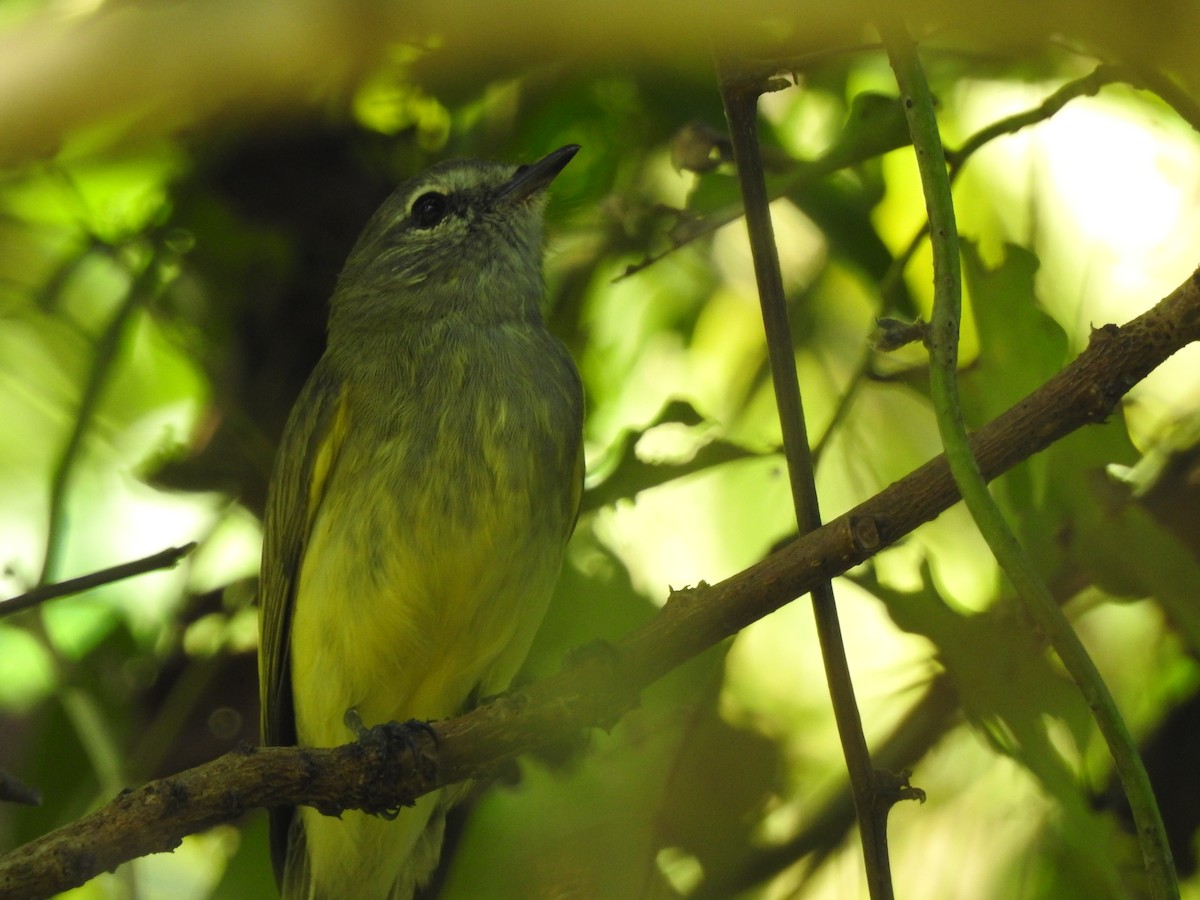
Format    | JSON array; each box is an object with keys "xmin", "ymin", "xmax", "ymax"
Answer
[{"xmin": 1, "ymin": 2, "xmax": 1200, "ymax": 898}]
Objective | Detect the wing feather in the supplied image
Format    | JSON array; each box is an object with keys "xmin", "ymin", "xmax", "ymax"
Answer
[{"xmin": 257, "ymin": 363, "xmax": 350, "ymax": 884}]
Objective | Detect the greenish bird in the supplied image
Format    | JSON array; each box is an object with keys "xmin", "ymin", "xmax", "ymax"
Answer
[{"xmin": 258, "ymin": 145, "xmax": 584, "ymax": 899}]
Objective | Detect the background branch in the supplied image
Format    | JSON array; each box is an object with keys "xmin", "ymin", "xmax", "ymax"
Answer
[
  {"xmin": 37, "ymin": 249, "xmax": 161, "ymax": 586},
  {"xmin": 0, "ymin": 544, "xmax": 197, "ymax": 619},
  {"xmin": 5, "ymin": 1, "xmax": 1200, "ymax": 164}
]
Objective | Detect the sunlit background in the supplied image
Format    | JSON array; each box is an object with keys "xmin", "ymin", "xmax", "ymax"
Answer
[{"xmin": 1, "ymin": 4, "xmax": 1199, "ymax": 899}]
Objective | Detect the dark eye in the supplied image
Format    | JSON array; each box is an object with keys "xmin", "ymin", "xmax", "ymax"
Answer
[{"xmin": 410, "ymin": 191, "xmax": 449, "ymax": 229}]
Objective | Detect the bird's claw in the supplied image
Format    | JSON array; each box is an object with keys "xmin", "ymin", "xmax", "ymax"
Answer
[{"xmin": 343, "ymin": 711, "xmax": 440, "ymax": 819}]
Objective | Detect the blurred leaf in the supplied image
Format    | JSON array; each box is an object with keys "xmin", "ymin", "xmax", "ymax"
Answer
[
  {"xmin": 959, "ymin": 242, "xmax": 1069, "ymax": 425},
  {"xmin": 0, "ymin": 626, "xmax": 55, "ymax": 711},
  {"xmin": 651, "ymin": 683, "xmax": 778, "ymax": 889},
  {"xmin": 583, "ymin": 398, "xmax": 766, "ymax": 512},
  {"xmin": 443, "ymin": 647, "xmax": 777, "ymax": 900},
  {"xmin": 1070, "ymin": 471, "xmax": 1200, "ymax": 651},
  {"xmin": 855, "ymin": 565, "xmax": 1092, "ymax": 796},
  {"xmin": 625, "ymin": 92, "xmax": 910, "ymax": 280},
  {"xmin": 522, "ymin": 526, "xmax": 653, "ymax": 683},
  {"xmin": 211, "ymin": 814, "xmax": 277, "ymax": 900}
]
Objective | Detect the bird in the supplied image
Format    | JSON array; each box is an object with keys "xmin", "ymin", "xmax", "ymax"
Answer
[{"xmin": 257, "ymin": 144, "xmax": 585, "ymax": 899}]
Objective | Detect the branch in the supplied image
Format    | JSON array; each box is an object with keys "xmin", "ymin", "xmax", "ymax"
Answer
[
  {"xmin": 2, "ymin": 270, "xmax": 1198, "ymax": 899},
  {"xmin": 619, "ymin": 89, "xmax": 911, "ymax": 280},
  {"xmin": 38, "ymin": 251, "xmax": 155, "ymax": 585},
  {"xmin": 0, "ymin": 544, "xmax": 197, "ymax": 619},
  {"xmin": 718, "ymin": 60, "xmax": 900, "ymax": 898},
  {"xmin": 884, "ymin": 17, "xmax": 1178, "ymax": 896},
  {"xmin": 4, "ymin": 0, "xmax": 1200, "ymax": 166}
]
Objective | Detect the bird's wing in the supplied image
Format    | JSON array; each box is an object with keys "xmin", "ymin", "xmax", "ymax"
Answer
[
  {"xmin": 257, "ymin": 362, "xmax": 351, "ymax": 884},
  {"xmin": 567, "ymin": 437, "xmax": 585, "ymax": 537}
]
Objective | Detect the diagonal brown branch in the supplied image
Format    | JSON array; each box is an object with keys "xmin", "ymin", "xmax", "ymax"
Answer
[{"xmin": 2, "ymin": 269, "xmax": 1198, "ymax": 900}]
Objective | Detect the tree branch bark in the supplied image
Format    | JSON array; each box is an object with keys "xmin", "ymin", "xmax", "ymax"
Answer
[{"xmin": 2, "ymin": 269, "xmax": 1198, "ymax": 899}]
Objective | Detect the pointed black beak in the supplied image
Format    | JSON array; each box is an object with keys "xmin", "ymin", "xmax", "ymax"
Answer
[{"xmin": 497, "ymin": 144, "xmax": 580, "ymax": 202}]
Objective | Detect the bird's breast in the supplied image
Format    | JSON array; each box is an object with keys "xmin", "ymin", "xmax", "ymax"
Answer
[{"xmin": 290, "ymin": 321, "xmax": 582, "ymax": 743}]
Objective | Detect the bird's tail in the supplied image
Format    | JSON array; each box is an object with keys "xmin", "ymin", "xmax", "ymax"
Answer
[{"xmin": 280, "ymin": 791, "xmax": 449, "ymax": 900}]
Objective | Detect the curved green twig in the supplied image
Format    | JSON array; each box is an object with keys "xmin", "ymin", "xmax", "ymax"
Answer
[{"xmin": 879, "ymin": 17, "xmax": 1179, "ymax": 899}]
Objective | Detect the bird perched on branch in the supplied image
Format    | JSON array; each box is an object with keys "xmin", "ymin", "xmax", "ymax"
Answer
[{"xmin": 258, "ymin": 145, "xmax": 585, "ymax": 899}]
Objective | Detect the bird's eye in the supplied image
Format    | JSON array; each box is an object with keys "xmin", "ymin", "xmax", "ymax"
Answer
[{"xmin": 410, "ymin": 192, "xmax": 449, "ymax": 229}]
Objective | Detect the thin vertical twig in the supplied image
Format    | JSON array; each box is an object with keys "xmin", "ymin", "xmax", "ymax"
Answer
[{"xmin": 717, "ymin": 60, "xmax": 912, "ymax": 899}]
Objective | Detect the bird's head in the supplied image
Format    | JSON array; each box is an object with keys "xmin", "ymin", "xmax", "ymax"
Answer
[{"xmin": 329, "ymin": 145, "xmax": 578, "ymax": 331}]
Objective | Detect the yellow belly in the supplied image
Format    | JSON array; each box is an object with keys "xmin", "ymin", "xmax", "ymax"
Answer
[{"xmin": 287, "ymin": 471, "xmax": 564, "ymax": 898}]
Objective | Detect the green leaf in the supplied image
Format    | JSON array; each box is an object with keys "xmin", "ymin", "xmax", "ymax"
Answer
[{"xmin": 582, "ymin": 398, "xmax": 764, "ymax": 512}]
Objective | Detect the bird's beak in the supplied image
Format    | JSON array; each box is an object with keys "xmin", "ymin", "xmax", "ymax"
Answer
[{"xmin": 497, "ymin": 144, "xmax": 580, "ymax": 202}]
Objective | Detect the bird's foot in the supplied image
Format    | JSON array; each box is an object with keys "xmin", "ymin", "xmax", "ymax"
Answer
[{"xmin": 343, "ymin": 709, "xmax": 440, "ymax": 820}]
